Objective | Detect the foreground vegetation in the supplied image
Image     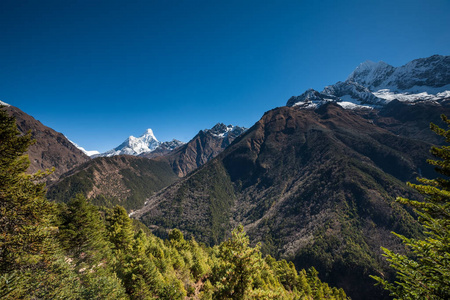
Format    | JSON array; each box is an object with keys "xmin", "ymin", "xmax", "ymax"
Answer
[
  {"xmin": 371, "ymin": 115, "xmax": 450, "ymax": 299},
  {"xmin": 0, "ymin": 107, "xmax": 347, "ymax": 299}
]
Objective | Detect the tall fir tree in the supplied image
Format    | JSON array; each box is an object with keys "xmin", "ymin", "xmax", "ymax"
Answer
[
  {"xmin": 371, "ymin": 115, "xmax": 450, "ymax": 299},
  {"xmin": 58, "ymin": 195, "xmax": 127, "ymax": 299},
  {"xmin": 211, "ymin": 225, "xmax": 267, "ymax": 299},
  {"xmin": 0, "ymin": 105, "xmax": 51, "ymax": 272},
  {"xmin": 59, "ymin": 194, "xmax": 113, "ymax": 272},
  {"xmin": 0, "ymin": 106, "xmax": 80, "ymax": 299}
]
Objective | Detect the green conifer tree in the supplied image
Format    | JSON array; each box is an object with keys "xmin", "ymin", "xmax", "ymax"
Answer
[
  {"xmin": 107, "ymin": 205, "xmax": 134, "ymax": 252},
  {"xmin": 212, "ymin": 225, "xmax": 265, "ymax": 299},
  {"xmin": 59, "ymin": 194, "xmax": 112, "ymax": 270},
  {"xmin": 371, "ymin": 115, "xmax": 450, "ymax": 299},
  {"xmin": 0, "ymin": 106, "xmax": 80, "ymax": 299},
  {"xmin": 58, "ymin": 195, "xmax": 126, "ymax": 299},
  {"xmin": 0, "ymin": 106, "xmax": 52, "ymax": 273}
]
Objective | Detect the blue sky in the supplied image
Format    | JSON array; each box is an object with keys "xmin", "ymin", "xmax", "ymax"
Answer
[{"xmin": 1, "ymin": 0, "xmax": 449, "ymax": 152}]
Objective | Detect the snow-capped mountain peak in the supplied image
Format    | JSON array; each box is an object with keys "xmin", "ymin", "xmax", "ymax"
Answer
[
  {"xmin": 347, "ymin": 60, "xmax": 394, "ymax": 89},
  {"xmin": 141, "ymin": 128, "xmax": 158, "ymax": 142},
  {"xmin": 288, "ymin": 54, "xmax": 450, "ymax": 109},
  {"xmin": 100, "ymin": 128, "xmax": 161, "ymax": 157}
]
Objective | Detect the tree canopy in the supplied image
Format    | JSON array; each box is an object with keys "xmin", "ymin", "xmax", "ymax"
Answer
[{"xmin": 371, "ymin": 115, "xmax": 450, "ymax": 299}]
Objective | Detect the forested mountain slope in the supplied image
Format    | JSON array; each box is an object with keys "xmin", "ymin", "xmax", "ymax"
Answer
[
  {"xmin": 47, "ymin": 155, "xmax": 178, "ymax": 211},
  {"xmin": 133, "ymin": 103, "xmax": 441, "ymax": 299}
]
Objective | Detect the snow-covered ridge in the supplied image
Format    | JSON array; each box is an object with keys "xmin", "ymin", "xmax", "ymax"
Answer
[
  {"xmin": 0, "ymin": 100, "xmax": 11, "ymax": 107},
  {"xmin": 288, "ymin": 55, "xmax": 450, "ymax": 109},
  {"xmin": 348, "ymin": 55, "xmax": 450, "ymax": 92},
  {"xmin": 96, "ymin": 123, "xmax": 247, "ymax": 158},
  {"xmin": 66, "ymin": 138, "xmax": 100, "ymax": 157},
  {"xmin": 97, "ymin": 129, "xmax": 185, "ymax": 157}
]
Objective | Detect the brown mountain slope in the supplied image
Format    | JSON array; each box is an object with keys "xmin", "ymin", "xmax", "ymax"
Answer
[
  {"xmin": 2, "ymin": 104, "xmax": 89, "ymax": 183},
  {"xmin": 133, "ymin": 103, "xmax": 440, "ymax": 299},
  {"xmin": 151, "ymin": 124, "xmax": 246, "ymax": 177},
  {"xmin": 374, "ymin": 99, "xmax": 450, "ymax": 144},
  {"xmin": 47, "ymin": 155, "xmax": 178, "ymax": 211}
]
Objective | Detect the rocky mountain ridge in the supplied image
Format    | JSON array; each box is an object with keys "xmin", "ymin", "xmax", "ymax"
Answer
[
  {"xmin": 97, "ymin": 123, "xmax": 246, "ymax": 161},
  {"xmin": 150, "ymin": 123, "xmax": 247, "ymax": 177},
  {"xmin": 287, "ymin": 54, "xmax": 450, "ymax": 109},
  {"xmin": 49, "ymin": 123, "xmax": 247, "ymax": 211},
  {"xmin": 1, "ymin": 101, "xmax": 90, "ymax": 184},
  {"xmin": 47, "ymin": 155, "xmax": 178, "ymax": 211}
]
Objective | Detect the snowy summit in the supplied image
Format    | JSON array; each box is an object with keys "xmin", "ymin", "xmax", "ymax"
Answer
[
  {"xmin": 287, "ymin": 54, "xmax": 450, "ymax": 109},
  {"xmin": 100, "ymin": 128, "xmax": 161, "ymax": 157}
]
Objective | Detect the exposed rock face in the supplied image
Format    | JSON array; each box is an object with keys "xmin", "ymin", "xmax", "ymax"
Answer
[
  {"xmin": 155, "ymin": 123, "xmax": 247, "ymax": 177},
  {"xmin": 347, "ymin": 55, "xmax": 450, "ymax": 91},
  {"xmin": 133, "ymin": 103, "xmax": 448, "ymax": 300},
  {"xmin": 2, "ymin": 104, "xmax": 89, "ymax": 184},
  {"xmin": 288, "ymin": 54, "xmax": 450, "ymax": 109}
]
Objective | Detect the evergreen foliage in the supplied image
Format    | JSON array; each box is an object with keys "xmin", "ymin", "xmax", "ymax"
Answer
[
  {"xmin": 0, "ymin": 107, "xmax": 348, "ymax": 299},
  {"xmin": 0, "ymin": 106, "xmax": 51, "ymax": 273},
  {"xmin": 371, "ymin": 115, "xmax": 450, "ymax": 299},
  {"xmin": 0, "ymin": 106, "xmax": 81, "ymax": 299}
]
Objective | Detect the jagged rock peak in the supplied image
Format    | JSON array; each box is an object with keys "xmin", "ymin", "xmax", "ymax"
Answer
[
  {"xmin": 159, "ymin": 139, "xmax": 185, "ymax": 150},
  {"xmin": 204, "ymin": 123, "xmax": 247, "ymax": 138},
  {"xmin": 287, "ymin": 54, "xmax": 450, "ymax": 109},
  {"xmin": 286, "ymin": 89, "xmax": 339, "ymax": 109},
  {"xmin": 347, "ymin": 60, "xmax": 395, "ymax": 87}
]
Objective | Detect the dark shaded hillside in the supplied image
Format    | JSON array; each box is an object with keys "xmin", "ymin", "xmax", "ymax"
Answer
[
  {"xmin": 47, "ymin": 155, "xmax": 178, "ymax": 211},
  {"xmin": 133, "ymin": 103, "xmax": 438, "ymax": 300},
  {"xmin": 3, "ymin": 104, "xmax": 89, "ymax": 183},
  {"xmin": 366, "ymin": 99, "xmax": 450, "ymax": 145}
]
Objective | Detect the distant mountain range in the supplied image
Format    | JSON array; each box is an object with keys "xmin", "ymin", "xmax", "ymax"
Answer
[
  {"xmin": 91, "ymin": 123, "xmax": 246, "ymax": 163},
  {"xmin": 287, "ymin": 54, "xmax": 450, "ymax": 109},
  {"xmin": 48, "ymin": 123, "xmax": 247, "ymax": 211}
]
